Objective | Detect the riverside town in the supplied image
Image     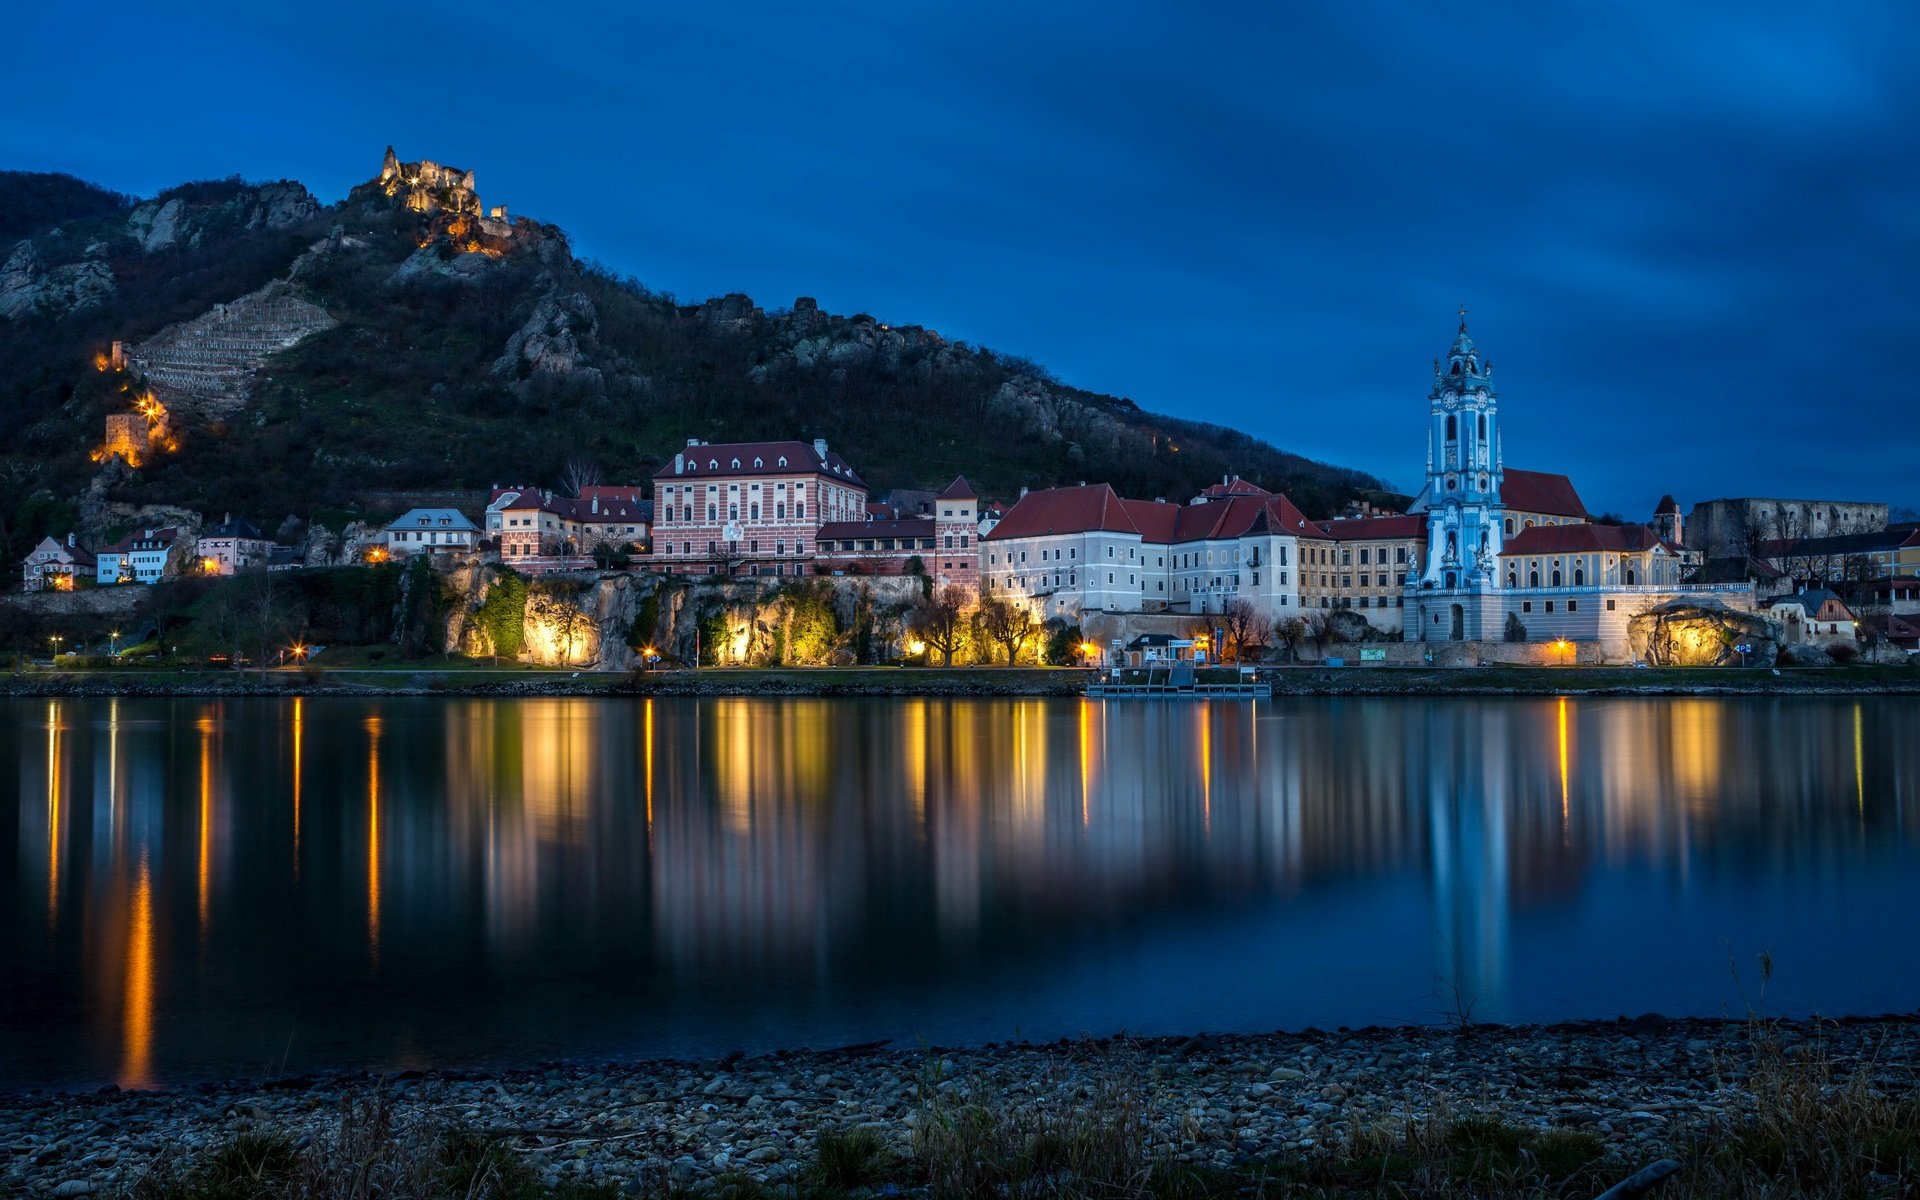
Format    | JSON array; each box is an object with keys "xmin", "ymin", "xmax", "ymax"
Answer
[
  {"xmin": 16, "ymin": 292, "xmax": 1919, "ymax": 676},
  {"xmin": 6, "ymin": 14, "xmax": 1920, "ymax": 1198}
]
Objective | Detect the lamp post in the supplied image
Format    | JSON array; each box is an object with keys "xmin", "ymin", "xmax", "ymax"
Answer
[
  {"xmin": 50, "ymin": 634, "xmax": 63, "ymax": 663},
  {"xmin": 109, "ymin": 630, "xmax": 119, "ymax": 660}
]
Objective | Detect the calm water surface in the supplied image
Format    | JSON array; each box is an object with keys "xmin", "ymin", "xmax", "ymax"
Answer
[{"xmin": 4, "ymin": 695, "xmax": 1918, "ymax": 1089}]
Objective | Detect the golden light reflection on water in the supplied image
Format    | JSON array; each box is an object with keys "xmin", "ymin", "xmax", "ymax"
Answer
[
  {"xmin": 197, "ymin": 713, "xmax": 214, "ymax": 934},
  {"xmin": 292, "ymin": 697, "xmax": 303, "ymax": 877},
  {"xmin": 1557, "ymin": 696, "xmax": 1571, "ymax": 836},
  {"xmin": 46, "ymin": 701, "xmax": 61, "ymax": 928},
  {"xmin": 17, "ymin": 694, "xmax": 1920, "ymax": 1088},
  {"xmin": 366, "ymin": 714, "xmax": 382, "ymax": 963},
  {"xmin": 1855, "ymin": 702, "xmax": 1865, "ymax": 816},
  {"xmin": 120, "ymin": 854, "xmax": 154, "ymax": 1090}
]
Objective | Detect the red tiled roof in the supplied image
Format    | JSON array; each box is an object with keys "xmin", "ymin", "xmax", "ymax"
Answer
[
  {"xmin": 491, "ymin": 486, "xmax": 650, "ymax": 523},
  {"xmin": 575, "ymin": 487, "xmax": 649, "ymax": 523},
  {"xmin": 1316, "ymin": 514, "xmax": 1426, "ymax": 541},
  {"xmin": 1197, "ymin": 477, "xmax": 1272, "ymax": 500},
  {"xmin": 1502, "ymin": 468, "xmax": 1589, "ymax": 519},
  {"xmin": 935, "ymin": 476, "xmax": 978, "ymax": 501},
  {"xmin": 1502, "ymin": 523, "xmax": 1667, "ymax": 555},
  {"xmin": 984, "ymin": 485, "xmax": 1142, "ymax": 540},
  {"xmin": 817, "ymin": 518, "xmax": 936, "ymax": 541},
  {"xmin": 654, "ymin": 439, "xmax": 864, "ymax": 486}
]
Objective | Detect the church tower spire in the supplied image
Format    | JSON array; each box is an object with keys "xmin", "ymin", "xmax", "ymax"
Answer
[{"xmin": 1418, "ymin": 309, "xmax": 1505, "ymax": 588}]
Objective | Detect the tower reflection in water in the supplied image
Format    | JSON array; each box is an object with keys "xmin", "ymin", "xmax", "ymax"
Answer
[{"xmin": 6, "ymin": 694, "xmax": 1919, "ymax": 1088}]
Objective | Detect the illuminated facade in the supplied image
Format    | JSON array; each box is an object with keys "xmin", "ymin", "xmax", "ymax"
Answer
[
  {"xmin": 1405, "ymin": 316, "xmax": 1755, "ymax": 651},
  {"xmin": 650, "ymin": 437, "xmax": 867, "ymax": 576},
  {"xmin": 21, "ymin": 534, "xmax": 95, "ymax": 591}
]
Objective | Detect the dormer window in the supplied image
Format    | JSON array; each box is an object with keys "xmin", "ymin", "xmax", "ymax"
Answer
[
  {"xmin": 753, "ymin": 457, "xmax": 763, "ymax": 467},
  {"xmin": 778, "ymin": 456, "xmax": 787, "ymax": 467},
  {"xmin": 731, "ymin": 458, "xmax": 741, "ymax": 469},
  {"xmin": 708, "ymin": 459, "xmax": 718, "ymax": 470}
]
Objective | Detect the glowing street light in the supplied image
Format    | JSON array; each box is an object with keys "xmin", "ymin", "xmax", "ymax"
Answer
[{"xmin": 109, "ymin": 630, "xmax": 119, "ymax": 657}]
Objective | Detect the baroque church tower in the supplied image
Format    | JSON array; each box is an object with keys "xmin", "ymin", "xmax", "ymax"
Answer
[{"xmin": 1418, "ymin": 309, "xmax": 1505, "ymax": 589}]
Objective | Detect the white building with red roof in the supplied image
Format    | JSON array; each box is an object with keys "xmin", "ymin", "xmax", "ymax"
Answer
[
  {"xmin": 981, "ymin": 480, "xmax": 1324, "ymax": 623},
  {"xmin": 651, "ymin": 437, "xmax": 866, "ymax": 576}
]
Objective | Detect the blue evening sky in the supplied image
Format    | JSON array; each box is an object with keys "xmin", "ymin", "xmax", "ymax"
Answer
[{"xmin": 8, "ymin": 2, "xmax": 1916, "ymax": 515}]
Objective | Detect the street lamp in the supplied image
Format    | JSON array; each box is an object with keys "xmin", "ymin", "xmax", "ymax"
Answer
[
  {"xmin": 109, "ymin": 630, "xmax": 119, "ymax": 658},
  {"xmin": 49, "ymin": 634, "xmax": 63, "ymax": 662},
  {"xmin": 641, "ymin": 645, "xmax": 658, "ymax": 672}
]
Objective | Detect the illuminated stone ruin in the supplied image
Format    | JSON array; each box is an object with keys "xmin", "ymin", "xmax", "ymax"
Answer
[{"xmin": 378, "ymin": 145, "xmax": 484, "ymax": 217}]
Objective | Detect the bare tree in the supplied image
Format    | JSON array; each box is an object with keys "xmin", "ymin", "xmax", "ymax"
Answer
[
  {"xmin": 243, "ymin": 568, "xmax": 301, "ymax": 672},
  {"xmin": 1273, "ymin": 616, "xmax": 1307, "ymax": 662},
  {"xmin": 976, "ymin": 593, "xmax": 1036, "ymax": 665},
  {"xmin": 561, "ymin": 455, "xmax": 603, "ymax": 497},
  {"xmin": 1304, "ymin": 608, "xmax": 1338, "ymax": 651},
  {"xmin": 1220, "ymin": 598, "xmax": 1272, "ymax": 663},
  {"xmin": 911, "ymin": 584, "xmax": 972, "ymax": 667}
]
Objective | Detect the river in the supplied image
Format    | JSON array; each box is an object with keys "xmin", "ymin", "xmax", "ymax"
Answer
[{"xmin": 4, "ymin": 695, "xmax": 1916, "ymax": 1089}]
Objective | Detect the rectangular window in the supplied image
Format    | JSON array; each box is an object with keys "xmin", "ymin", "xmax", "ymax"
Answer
[
  {"xmin": 1522, "ymin": 601, "xmax": 1532, "ymax": 613},
  {"xmin": 1606, "ymin": 599, "xmax": 1616, "ymax": 611},
  {"xmin": 1567, "ymin": 600, "xmax": 1578, "ymax": 612},
  {"xmin": 1545, "ymin": 600, "xmax": 1555, "ymax": 612}
]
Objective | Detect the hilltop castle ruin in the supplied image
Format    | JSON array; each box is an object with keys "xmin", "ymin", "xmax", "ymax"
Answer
[{"xmin": 376, "ymin": 146, "xmax": 511, "ymax": 225}]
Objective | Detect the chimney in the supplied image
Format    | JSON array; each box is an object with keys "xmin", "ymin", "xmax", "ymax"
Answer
[
  {"xmin": 686, "ymin": 437, "xmax": 701, "ymax": 446},
  {"xmin": 1019, "ymin": 486, "xmax": 1029, "ymax": 499},
  {"xmin": 67, "ymin": 532, "xmax": 76, "ymax": 548},
  {"xmin": 813, "ymin": 438, "xmax": 829, "ymax": 460},
  {"xmin": 674, "ymin": 451, "xmax": 684, "ymax": 475}
]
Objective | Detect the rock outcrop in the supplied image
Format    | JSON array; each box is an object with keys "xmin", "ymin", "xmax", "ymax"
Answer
[
  {"xmin": 492, "ymin": 289, "xmax": 602, "ymax": 394},
  {"xmin": 123, "ymin": 182, "xmax": 319, "ymax": 252},
  {"xmin": 1628, "ymin": 598, "xmax": 1780, "ymax": 667},
  {"xmin": 0, "ymin": 240, "xmax": 115, "ymax": 319}
]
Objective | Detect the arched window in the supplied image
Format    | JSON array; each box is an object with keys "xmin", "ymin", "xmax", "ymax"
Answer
[
  {"xmin": 1445, "ymin": 414, "xmax": 1457, "ymax": 441},
  {"xmin": 1478, "ymin": 414, "xmax": 1487, "ymax": 439},
  {"xmin": 1551, "ymin": 569, "xmax": 1562, "ymax": 586},
  {"xmin": 1529, "ymin": 569, "xmax": 1540, "ymax": 587},
  {"xmin": 1504, "ymin": 518, "xmax": 1514, "ymax": 535},
  {"xmin": 1445, "ymin": 571, "xmax": 1457, "ymax": 589},
  {"xmin": 1573, "ymin": 567, "xmax": 1585, "ymax": 586},
  {"xmin": 1450, "ymin": 362, "xmax": 1461, "ymax": 375},
  {"xmin": 1626, "ymin": 567, "xmax": 1638, "ymax": 585},
  {"xmin": 1506, "ymin": 572, "xmax": 1517, "ymax": 588}
]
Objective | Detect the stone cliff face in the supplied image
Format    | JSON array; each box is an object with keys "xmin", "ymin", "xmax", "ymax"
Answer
[
  {"xmin": 0, "ymin": 240, "xmax": 115, "ymax": 319},
  {"xmin": 434, "ymin": 568, "xmax": 923, "ymax": 671},
  {"xmin": 0, "ymin": 181, "xmax": 321, "ymax": 324},
  {"xmin": 493, "ymin": 289, "xmax": 602, "ymax": 393}
]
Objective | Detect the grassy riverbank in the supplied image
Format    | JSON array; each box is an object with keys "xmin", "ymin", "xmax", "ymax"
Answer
[
  {"xmin": 1, "ymin": 662, "xmax": 1916, "ymax": 698},
  {"xmin": 11, "ymin": 1018, "xmax": 1917, "ymax": 1199}
]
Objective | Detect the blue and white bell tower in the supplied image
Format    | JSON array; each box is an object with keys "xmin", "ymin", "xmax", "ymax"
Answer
[{"xmin": 1418, "ymin": 308, "xmax": 1505, "ymax": 589}]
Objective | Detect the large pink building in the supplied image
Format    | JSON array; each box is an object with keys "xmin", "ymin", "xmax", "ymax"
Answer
[{"xmin": 651, "ymin": 438, "xmax": 866, "ymax": 576}]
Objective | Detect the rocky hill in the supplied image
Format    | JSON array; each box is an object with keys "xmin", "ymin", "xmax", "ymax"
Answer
[{"xmin": 0, "ymin": 151, "xmax": 1383, "ymax": 560}]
